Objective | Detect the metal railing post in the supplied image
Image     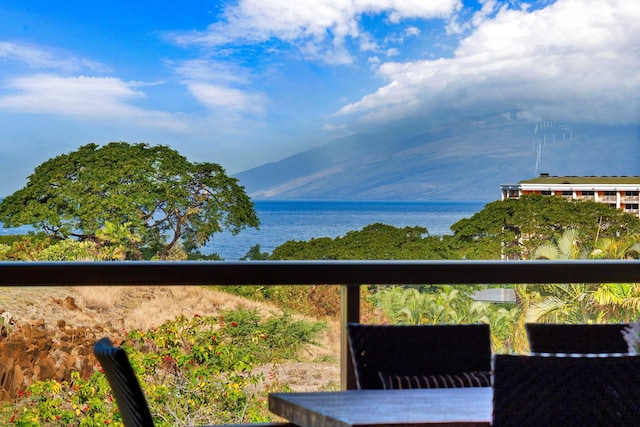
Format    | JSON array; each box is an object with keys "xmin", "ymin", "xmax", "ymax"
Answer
[{"xmin": 340, "ymin": 284, "xmax": 360, "ymax": 390}]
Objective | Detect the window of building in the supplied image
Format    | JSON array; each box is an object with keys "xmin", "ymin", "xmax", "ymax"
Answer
[
  {"xmin": 581, "ymin": 191, "xmax": 594, "ymax": 196},
  {"xmin": 562, "ymin": 191, "xmax": 573, "ymax": 196},
  {"xmin": 541, "ymin": 191, "xmax": 552, "ymax": 196},
  {"xmin": 604, "ymin": 191, "xmax": 617, "ymax": 196}
]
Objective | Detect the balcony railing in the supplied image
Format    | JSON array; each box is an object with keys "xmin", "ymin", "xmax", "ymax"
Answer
[{"xmin": 1, "ymin": 260, "xmax": 639, "ymax": 389}]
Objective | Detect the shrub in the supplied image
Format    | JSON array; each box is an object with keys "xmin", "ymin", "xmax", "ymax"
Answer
[{"xmin": 1, "ymin": 308, "xmax": 324, "ymax": 426}]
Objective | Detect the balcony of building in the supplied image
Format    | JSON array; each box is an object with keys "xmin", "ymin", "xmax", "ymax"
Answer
[{"xmin": 1, "ymin": 260, "xmax": 639, "ymax": 390}]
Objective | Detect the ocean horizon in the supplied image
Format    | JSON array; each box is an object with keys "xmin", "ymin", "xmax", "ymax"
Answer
[{"xmin": 1, "ymin": 199, "xmax": 489, "ymax": 260}]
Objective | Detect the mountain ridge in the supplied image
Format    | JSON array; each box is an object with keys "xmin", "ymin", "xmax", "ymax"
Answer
[{"xmin": 235, "ymin": 113, "xmax": 640, "ymax": 202}]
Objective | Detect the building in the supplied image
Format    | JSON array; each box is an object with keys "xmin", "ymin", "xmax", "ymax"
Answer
[{"xmin": 500, "ymin": 174, "xmax": 640, "ymax": 218}]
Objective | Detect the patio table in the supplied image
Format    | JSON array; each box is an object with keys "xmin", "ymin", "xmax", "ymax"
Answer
[{"xmin": 268, "ymin": 387, "xmax": 492, "ymax": 427}]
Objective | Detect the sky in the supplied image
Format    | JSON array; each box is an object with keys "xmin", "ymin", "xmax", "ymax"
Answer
[{"xmin": 0, "ymin": 0, "xmax": 638, "ymax": 196}]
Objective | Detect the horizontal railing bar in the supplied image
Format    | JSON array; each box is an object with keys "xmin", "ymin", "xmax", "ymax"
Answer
[{"xmin": 0, "ymin": 260, "xmax": 638, "ymax": 286}]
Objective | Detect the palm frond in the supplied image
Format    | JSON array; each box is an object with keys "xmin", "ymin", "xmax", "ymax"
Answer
[{"xmin": 524, "ymin": 296, "xmax": 567, "ymax": 323}]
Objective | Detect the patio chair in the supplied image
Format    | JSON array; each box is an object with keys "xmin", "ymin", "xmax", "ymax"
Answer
[
  {"xmin": 346, "ymin": 323, "xmax": 492, "ymax": 390},
  {"xmin": 94, "ymin": 337, "xmax": 297, "ymax": 427},
  {"xmin": 525, "ymin": 323, "xmax": 630, "ymax": 354},
  {"xmin": 492, "ymin": 354, "xmax": 640, "ymax": 427}
]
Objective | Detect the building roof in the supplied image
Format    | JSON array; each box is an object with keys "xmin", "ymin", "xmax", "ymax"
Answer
[{"xmin": 520, "ymin": 175, "xmax": 640, "ymax": 185}]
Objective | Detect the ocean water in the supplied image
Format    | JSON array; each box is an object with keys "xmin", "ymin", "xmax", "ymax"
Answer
[
  {"xmin": 202, "ymin": 200, "xmax": 487, "ymax": 260},
  {"xmin": 0, "ymin": 200, "xmax": 488, "ymax": 260}
]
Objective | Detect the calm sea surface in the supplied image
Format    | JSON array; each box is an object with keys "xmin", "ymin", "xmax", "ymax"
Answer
[
  {"xmin": 1, "ymin": 200, "xmax": 488, "ymax": 260},
  {"xmin": 203, "ymin": 200, "xmax": 487, "ymax": 260}
]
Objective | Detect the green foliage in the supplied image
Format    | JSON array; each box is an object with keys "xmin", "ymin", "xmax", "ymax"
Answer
[
  {"xmin": 450, "ymin": 195, "xmax": 640, "ymax": 259},
  {"xmin": 270, "ymin": 223, "xmax": 454, "ymax": 260},
  {"xmin": 185, "ymin": 252, "xmax": 223, "ymax": 261},
  {"xmin": 0, "ymin": 234, "xmax": 141, "ymax": 261},
  {"xmin": 35, "ymin": 239, "xmax": 99, "ymax": 261},
  {"xmin": 241, "ymin": 244, "xmax": 270, "ymax": 260},
  {"xmin": 518, "ymin": 229, "xmax": 640, "ymax": 325},
  {"xmin": 1, "ymin": 308, "xmax": 325, "ymax": 426},
  {"xmin": 590, "ymin": 235, "xmax": 640, "ymax": 259},
  {"xmin": 532, "ymin": 228, "xmax": 586, "ymax": 260},
  {"xmin": 0, "ymin": 234, "xmax": 51, "ymax": 261},
  {"xmin": 0, "ymin": 142, "xmax": 259, "ymax": 260},
  {"xmin": 0, "ymin": 234, "xmax": 42, "ymax": 246},
  {"xmin": 95, "ymin": 221, "xmax": 143, "ymax": 260},
  {"xmin": 373, "ymin": 286, "xmax": 520, "ymax": 353},
  {"xmin": 0, "ymin": 371, "xmax": 120, "ymax": 426}
]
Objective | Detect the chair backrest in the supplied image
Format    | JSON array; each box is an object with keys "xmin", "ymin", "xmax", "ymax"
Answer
[
  {"xmin": 525, "ymin": 323, "xmax": 630, "ymax": 354},
  {"xmin": 492, "ymin": 354, "xmax": 640, "ymax": 427},
  {"xmin": 346, "ymin": 323, "xmax": 492, "ymax": 389},
  {"xmin": 94, "ymin": 337, "xmax": 155, "ymax": 427}
]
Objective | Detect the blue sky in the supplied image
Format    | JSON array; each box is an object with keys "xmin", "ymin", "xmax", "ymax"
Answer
[{"xmin": 0, "ymin": 0, "xmax": 638, "ymax": 196}]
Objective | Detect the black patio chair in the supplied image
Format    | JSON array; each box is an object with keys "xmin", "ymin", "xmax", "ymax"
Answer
[
  {"xmin": 346, "ymin": 323, "xmax": 492, "ymax": 390},
  {"xmin": 492, "ymin": 354, "xmax": 640, "ymax": 427},
  {"xmin": 94, "ymin": 337, "xmax": 297, "ymax": 427},
  {"xmin": 525, "ymin": 322, "xmax": 630, "ymax": 354}
]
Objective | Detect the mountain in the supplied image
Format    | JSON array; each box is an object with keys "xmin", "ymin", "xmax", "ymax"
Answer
[{"xmin": 235, "ymin": 113, "xmax": 640, "ymax": 202}]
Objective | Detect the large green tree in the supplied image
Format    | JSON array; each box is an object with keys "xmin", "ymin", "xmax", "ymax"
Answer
[
  {"xmin": 450, "ymin": 194, "xmax": 640, "ymax": 259},
  {"xmin": 0, "ymin": 142, "xmax": 259, "ymax": 259}
]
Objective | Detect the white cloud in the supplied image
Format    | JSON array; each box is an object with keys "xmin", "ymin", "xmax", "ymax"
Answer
[
  {"xmin": 0, "ymin": 74, "xmax": 185, "ymax": 130},
  {"xmin": 171, "ymin": 58, "xmax": 268, "ymax": 116},
  {"xmin": 0, "ymin": 41, "xmax": 108, "ymax": 72},
  {"xmin": 334, "ymin": 0, "xmax": 640, "ymax": 125},
  {"xmin": 171, "ymin": 59, "xmax": 250, "ymax": 85},
  {"xmin": 168, "ymin": 0, "xmax": 460, "ymax": 63},
  {"xmin": 322, "ymin": 122, "xmax": 347, "ymax": 131},
  {"xmin": 185, "ymin": 82, "xmax": 266, "ymax": 115},
  {"xmin": 404, "ymin": 26, "xmax": 421, "ymax": 37},
  {"xmin": 359, "ymin": 33, "xmax": 380, "ymax": 52},
  {"xmin": 386, "ymin": 48, "xmax": 400, "ymax": 57}
]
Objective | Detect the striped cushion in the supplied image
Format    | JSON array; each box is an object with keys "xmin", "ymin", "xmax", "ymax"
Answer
[
  {"xmin": 378, "ymin": 371, "xmax": 491, "ymax": 389},
  {"xmin": 530, "ymin": 352, "xmax": 630, "ymax": 357}
]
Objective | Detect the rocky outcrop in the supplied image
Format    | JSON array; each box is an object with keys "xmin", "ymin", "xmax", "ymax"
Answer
[{"xmin": 0, "ymin": 300, "xmax": 123, "ymax": 401}]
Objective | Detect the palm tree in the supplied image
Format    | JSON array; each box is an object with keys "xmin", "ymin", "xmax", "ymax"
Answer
[
  {"xmin": 590, "ymin": 283, "xmax": 640, "ymax": 322},
  {"xmin": 588, "ymin": 233, "xmax": 640, "ymax": 321},
  {"xmin": 589, "ymin": 235, "xmax": 640, "ymax": 259},
  {"xmin": 532, "ymin": 228, "xmax": 588, "ymax": 260},
  {"xmin": 522, "ymin": 229, "xmax": 596, "ymax": 323},
  {"xmin": 522, "ymin": 230, "xmax": 640, "ymax": 324}
]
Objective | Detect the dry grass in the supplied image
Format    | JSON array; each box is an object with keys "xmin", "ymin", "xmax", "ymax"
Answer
[
  {"xmin": 74, "ymin": 285, "xmax": 283, "ymax": 330},
  {"xmin": 0, "ymin": 285, "xmax": 340, "ymax": 391},
  {"xmin": 78, "ymin": 286, "xmax": 125, "ymax": 313}
]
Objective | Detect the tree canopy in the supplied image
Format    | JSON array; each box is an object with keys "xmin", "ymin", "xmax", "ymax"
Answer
[
  {"xmin": 0, "ymin": 142, "xmax": 259, "ymax": 259},
  {"xmin": 269, "ymin": 223, "xmax": 454, "ymax": 260},
  {"xmin": 449, "ymin": 194, "xmax": 640, "ymax": 259}
]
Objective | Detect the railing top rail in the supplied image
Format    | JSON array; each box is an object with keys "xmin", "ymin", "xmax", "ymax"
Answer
[{"xmin": 0, "ymin": 260, "xmax": 638, "ymax": 286}]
